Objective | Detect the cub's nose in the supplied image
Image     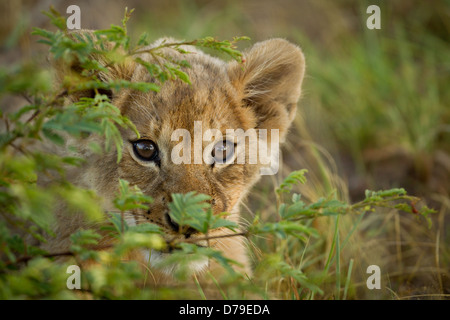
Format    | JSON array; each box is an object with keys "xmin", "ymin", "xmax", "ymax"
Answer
[
  {"xmin": 165, "ymin": 212, "xmax": 180, "ymax": 232},
  {"xmin": 164, "ymin": 212, "xmax": 196, "ymax": 238}
]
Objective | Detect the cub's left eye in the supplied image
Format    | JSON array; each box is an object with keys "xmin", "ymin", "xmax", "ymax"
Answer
[
  {"xmin": 212, "ymin": 140, "xmax": 235, "ymax": 164},
  {"xmin": 132, "ymin": 140, "xmax": 158, "ymax": 161}
]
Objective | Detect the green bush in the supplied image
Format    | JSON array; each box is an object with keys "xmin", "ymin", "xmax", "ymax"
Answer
[{"xmin": 0, "ymin": 8, "xmax": 434, "ymax": 300}]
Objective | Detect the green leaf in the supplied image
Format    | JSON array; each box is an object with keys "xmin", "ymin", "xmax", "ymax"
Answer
[
  {"xmin": 168, "ymin": 192, "xmax": 213, "ymax": 233},
  {"xmin": 115, "ymin": 232, "xmax": 165, "ymax": 255},
  {"xmin": 113, "ymin": 179, "xmax": 153, "ymax": 213},
  {"xmin": 41, "ymin": 127, "xmax": 65, "ymax": 145},
  {"xmin": 107, "ymin": 212, "xmax": 129, "ymax": 234},
  {"xmin": 128, "ymin": 222, "xmax": 162, "ymax": 235},
  {"xmin": 70, "ymin": 229, "xmax": 102, "ymax": 253},
  {"xmin": 276, "ymin": 169, "xmax": 308, "ymax": 194}
]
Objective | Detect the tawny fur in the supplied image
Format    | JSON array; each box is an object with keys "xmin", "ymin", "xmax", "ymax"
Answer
[{"xmin": 40, "ymin": 33, "xmax": 306, "ymax": 286}]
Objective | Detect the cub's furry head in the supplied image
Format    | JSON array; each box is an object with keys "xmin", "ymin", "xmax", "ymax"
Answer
[{"xmin": 54, "ymin": 34, "xmax": 305, "ymax": 274}]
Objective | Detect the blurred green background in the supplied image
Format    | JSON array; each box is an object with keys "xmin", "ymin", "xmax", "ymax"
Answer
[{"xmin": 1, "ymin": 0, "xmax": 449, "ymax": 298}]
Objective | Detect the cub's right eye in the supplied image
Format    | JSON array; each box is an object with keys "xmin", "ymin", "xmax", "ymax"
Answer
[{"xmin": 132, "ymin": 140, "xmax": 159, "ymax": 161}]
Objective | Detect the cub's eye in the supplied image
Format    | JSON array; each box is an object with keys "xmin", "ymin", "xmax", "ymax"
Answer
[
  {"xmin": 132, "ymin": 140, "xmax": 158, "ymax": 161},
  {"xmin": 212, "ymin": 140, "xmax": 235, "ymax": 164}
]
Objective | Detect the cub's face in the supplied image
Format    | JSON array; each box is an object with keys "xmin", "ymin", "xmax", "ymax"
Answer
[
  {"xmin": 67, "ymin": 37, "xmax": 305, "ymax": 267},
  {"xmin": 117, "ymin": 72, "xmax": 258, "ymax": 234}
]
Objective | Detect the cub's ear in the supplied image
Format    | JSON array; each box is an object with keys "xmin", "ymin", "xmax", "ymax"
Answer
[
  {"xmin": 228, "ymin": 38, "xmax": 305, "ymax": 142},
  {"xmin": 52, "ymin": 30, "xmax": 135, "ymax": 101}
]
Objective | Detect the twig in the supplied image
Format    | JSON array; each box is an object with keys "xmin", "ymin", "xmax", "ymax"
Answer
[
  {"xmin": 5, "ymin": 231, "xmax": 248, "ymax": 268},
  {"xmin": 6, "ymin": 244, "xmax": 113, "ymax": 267},
  {"xmin": 175, "ymin": 231, "xmax": 248, "ymax": 245}
]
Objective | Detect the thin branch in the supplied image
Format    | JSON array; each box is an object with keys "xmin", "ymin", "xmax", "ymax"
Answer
[
  {"xmin": 6, "ymin": 244, "xmax": 113, "ymax": 267},
  {"xmin": 174, "ymin": 231, "xmax": 249, "ymax": 246},
  {"xmin": 6, "ymin": 230, "xmax": 249, "ymax": 268},
  {"xmin": 21, "ymin": 93, "xmax": 33, "ymax": 104}
]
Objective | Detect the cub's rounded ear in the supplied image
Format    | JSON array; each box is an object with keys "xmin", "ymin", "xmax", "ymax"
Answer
[
  {"xmin": 228, "ymin": 38, "xmax": 305, "ymax": 142},
  {"xmin": 51, "ymin": 30, "xmax": 136, "ymax": 102}
]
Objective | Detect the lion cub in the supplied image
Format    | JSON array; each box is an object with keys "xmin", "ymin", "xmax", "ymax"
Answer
[{"xmin": 43, "ymin": 35, "xmax": 305, "ymax": 282}]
